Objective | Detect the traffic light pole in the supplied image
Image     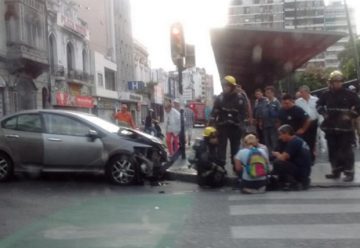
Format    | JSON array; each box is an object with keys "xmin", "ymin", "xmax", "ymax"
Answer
[{"xmin": 177, "ymin": 61, "xmax": 186, "ymax": 160}]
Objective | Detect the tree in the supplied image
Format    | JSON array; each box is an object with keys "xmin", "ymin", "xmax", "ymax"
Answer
[
  {"xmin": 338, "ymin": 38, "xmax": 360, "ymax": 80},
  {"xmin": 296, "ymin": 65, "xmax": 331, "ymax": 91},
  {"xmin": 279, "ymin": 64, "xmax": 330, "ymax": 94}
]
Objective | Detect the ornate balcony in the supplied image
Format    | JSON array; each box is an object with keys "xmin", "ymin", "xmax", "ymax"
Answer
[{"xmin": 67, "ymin": 69, "xmax": 94, "ymax": 84}]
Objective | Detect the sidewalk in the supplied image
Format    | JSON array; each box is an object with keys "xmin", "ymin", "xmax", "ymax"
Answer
[{"xmin": 166, "ymin": 147, "xmax": 360, "ymax": 188}]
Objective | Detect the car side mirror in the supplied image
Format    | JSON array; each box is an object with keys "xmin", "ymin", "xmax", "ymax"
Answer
[{"xmin": 88, "ymin": 130, "xmax": 99, "ymax": 140}]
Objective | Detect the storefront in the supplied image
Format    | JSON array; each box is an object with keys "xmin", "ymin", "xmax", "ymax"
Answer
[
  {"xmin": 52, "ymin": 81, "xmax": 94, "ymax": 113},
  {"xmin": 95, "ymin": 97, "xmax": 119, "ymax": 122}
]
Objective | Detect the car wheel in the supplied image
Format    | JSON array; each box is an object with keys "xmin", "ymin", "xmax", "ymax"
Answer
[
  {"xmin": 106, "ymin": 154, "xmax": 138, "ymax": 185},
  {"xmin": 0, "ymin": 153, "xmax": 13, "ymax": 182}
]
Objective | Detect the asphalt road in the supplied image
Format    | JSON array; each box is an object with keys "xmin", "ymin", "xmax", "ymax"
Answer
[{"xmin": 2, "ymin": 175, "xmax": 360, "ymax": 248}]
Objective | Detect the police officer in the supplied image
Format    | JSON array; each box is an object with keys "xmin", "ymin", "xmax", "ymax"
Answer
[
  {"xmin": 209, "ymin": 75, "xmax": 247, "ymax": 169},
  {"xmin": 317, "ymin": 70, "xmax": 360, "ymax": 182}
]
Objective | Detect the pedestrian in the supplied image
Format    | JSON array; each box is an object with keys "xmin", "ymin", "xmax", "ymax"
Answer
[
  {"xmin": 278, "ymin": 93, "xmax": 311, "ymax": 149},
  {"xmin": 272, "ymin": 125, "xmax": 312, "ymax": 191},
  {"xmin": 236, "ymin": 83, "xmax": 253, "ymax": 127},
  {"xmin": 253, "ymin": 89, "xmax": 268, "ymax": 143},
  {"xmin": 164, "ymin": 101, "xmax": 181, "ymax": 157},
  {"xmin": 144, "ymin": 109, "xmax": 156, "ymax": 135},
  {"xmin": 295, "ymin": 85, "xmax": 320, "ymax": 162},
  {"xmin": 234, "ymin": 134, "xmax": 270, "ymax": 194},
  {"xmin": 153, "ymin": 120, "xmax": 164, "ymax": 139},
  {"xmin": 113, "ymin": 104, "xmax": 136, "ymax": 129},
  {"xmin": 262, "ymin": 86, "xmax": 281, "ymax": 153},
  {"xmin": 317, "ymin": 70, "xmax": 360, "ymax": 182},
  {"xmin": 209, "ymin": 75, "xmax": 247, "ymax": 170},
  {"xmin": 348, "ymin": 85, "xmax": 360, "ymax": 148},
  {"xmin": 184, "ymin": 104, "xmax": 194, "ymax": 146}
]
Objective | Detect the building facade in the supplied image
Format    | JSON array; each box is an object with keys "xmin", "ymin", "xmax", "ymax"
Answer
[
  {"xmin": 92, "ymin": 51, "xmax": 118, "ymax": 121},
  {"xmin": 228, "ymin": 0, "xmax": 327, "ymax": 68},
  {"xmin": 133, "ymin": 40, "xmax": 151, "ymax": 85},
  {"xmin": 150, "ymin": 68, "xmax": 167, "ymax": 121},
  {"xmin": 72, "ymin": 0, "xmax": 145, "ymax": 125},
  {"xmin": 74, "ymin": 0, "xmax": 116, "ymax": 62},
  {"xmin": 204, "ymin": 74, "xmax": 215, "ymax": 107},
  {"xmin": 132, "ymin": 40, "xmax": 151, "ymax": 122},
  {"xmin": 46, "ymin": 0, "xmax": 94, "ymax": 113},
  {"xmin": 0, "ymin": 0, "xmax": 48, "ymax": 117},
  {"xmin": 167, "ymin": 68, "xmax": 213, "ymax": 106},
  {"xmin": 228, "ymin": 0, "xmax": 284, "ymax": 29},
  {"xmin": 324, "ymin": 0, "xmax": 357, "ymax": 69},
  {"xmin": 74, "ymin": 0, "xmax": 120, "ymax": 121},
  {"xmin": 113, "ymin": 0, "xmax": 135, "ymax": 90}
]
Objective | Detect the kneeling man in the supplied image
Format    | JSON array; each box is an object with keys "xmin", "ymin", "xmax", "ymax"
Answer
[{"xmin": 272, "ymin": 124, "xmax": 312, "ymax": 190}]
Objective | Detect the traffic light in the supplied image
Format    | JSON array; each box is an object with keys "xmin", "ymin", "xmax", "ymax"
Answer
[{"xmin": 170, "ymin": 23, "xmax": 185, "ymax": 66}]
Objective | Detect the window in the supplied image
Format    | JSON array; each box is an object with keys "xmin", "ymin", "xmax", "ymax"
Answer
[
  {"xmin": 97, "ymin": 73, "xmax": 104, "ymax": 87},
  {"xmin": 17, "ymin": 114, "xmax": 42, "ymax": 132},
  {"xmin": 44, "ymin": 114, "xmax": 90, "ymax": 136},
  {"xmin": 2, "ymin": 114, "xmax": 42, "ymax": 132},
  {"xmin": 232, "ymin": 0, "xmax": 243, "ymax": 5},
  {"xmin": 82, "ymin": 49, "xmax": 88, "ymax": 73},
  {"xmin": 105, "ymin": 68, "xmax": 116, "ymax": 91},
  {"xmin": 66, "ymin": 43, "xmax": 74, "ymax": 72},
  {"xmin": 2, "ymin": 116, "xmax": 17, "ymax": 130}
]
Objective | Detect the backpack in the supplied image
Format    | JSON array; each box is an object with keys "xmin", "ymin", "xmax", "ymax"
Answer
[{"xmin": 244, "ymin": 147, "xmax": 269, "ymax": 179}]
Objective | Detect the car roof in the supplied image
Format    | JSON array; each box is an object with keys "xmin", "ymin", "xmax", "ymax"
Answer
[{"xmin": 0, "ymin": 109, "xmax": 94, "ymax": 120}]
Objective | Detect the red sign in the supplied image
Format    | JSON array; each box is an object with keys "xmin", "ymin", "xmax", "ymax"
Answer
[
  {"xmin": 75, "ymin": 96, "xmax": 94, "ymax": 108},
  {"xmin": 55, "ymin": 92, "xmax": 94, "ymax": 108}
]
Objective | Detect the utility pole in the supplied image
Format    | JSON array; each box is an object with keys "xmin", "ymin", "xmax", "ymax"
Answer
[
  {"xmin": 170, "ymin": 23, "xmax": 186, "ymax": 159},
  {"xmin": 177, "ymin": 60, "xmax": 186, "ymax": 159}
]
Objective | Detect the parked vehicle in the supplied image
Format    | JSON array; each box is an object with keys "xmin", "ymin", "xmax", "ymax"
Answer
[
  {"xmin": 188, "ymin": 101, "xmax": 206, "ymax": 126},
  {"xmin": 0, "ymin": 110, "xmax": 168, "ymax": 185}
]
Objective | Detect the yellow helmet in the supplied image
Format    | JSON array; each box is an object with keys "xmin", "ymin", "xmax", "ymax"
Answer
[
  {"xmin": 328, "ymin": 70, "xmax": 344, "ymax": 82},
  {"xmin": 203, "ymin": 126, "xmax": 217, "ymax": 138},
  {"xmin": 223, "ymin": 75, "xmax": 237, "ymax": 86}
]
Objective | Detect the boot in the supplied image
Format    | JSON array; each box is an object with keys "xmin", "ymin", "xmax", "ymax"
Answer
[
  {"xmin": 343, "ymin": 175, "xmax": 354, "ymax": 182},
  {"xmin": 325, "ymin": 173, "xmax": 340, "ymax": 179}
]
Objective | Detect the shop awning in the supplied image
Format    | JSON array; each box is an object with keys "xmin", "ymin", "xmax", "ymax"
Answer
[{"xmin": 210, "ymin": 27, "xmax": 345, "ymax": 93}]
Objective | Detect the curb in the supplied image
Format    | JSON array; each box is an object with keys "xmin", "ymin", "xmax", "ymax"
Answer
[{"xmin": 164, "ymin": 170, "xmax": 360, "ymax": 189}]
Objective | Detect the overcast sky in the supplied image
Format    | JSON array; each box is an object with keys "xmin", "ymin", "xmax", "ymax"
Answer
[{"xmin": 131, "ymin": 0, "xmax": 360, "ymax": 94}]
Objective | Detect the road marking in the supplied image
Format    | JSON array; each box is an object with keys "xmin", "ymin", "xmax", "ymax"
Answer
[
  {"xmin": 231, "ymin": 224, "xmax": 360, "ymax": 239},
  {"xmin": 230, "ymin": 203, "xmax": 360, "ymax": 215},
  {"xmin": 229, "ymin": 190, "xmax": 360, "ymax": 201}
]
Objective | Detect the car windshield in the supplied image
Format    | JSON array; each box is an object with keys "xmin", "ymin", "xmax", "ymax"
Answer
[{"xmin": 75, "ymin": 113, "xmax": 120, "ymax": 133}]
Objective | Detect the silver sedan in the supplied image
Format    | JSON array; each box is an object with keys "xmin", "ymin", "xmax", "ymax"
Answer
[{"xmin": 0, "ymin": 109, "xmax": 167, "ymax": 185}]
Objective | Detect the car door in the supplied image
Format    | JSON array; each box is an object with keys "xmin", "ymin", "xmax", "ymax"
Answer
[
  {"xmin": 42, "ymin": 113, "xmax": 103, "ymax": 168},
  {"xmin": 1, "ymin": 113, "xmax": 44, "ymax": 165}
]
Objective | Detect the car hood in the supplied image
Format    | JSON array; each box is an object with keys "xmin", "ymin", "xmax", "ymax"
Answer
[{"xmin": 118, "ymin": 127, "xmax": 163, "ymax": 145}]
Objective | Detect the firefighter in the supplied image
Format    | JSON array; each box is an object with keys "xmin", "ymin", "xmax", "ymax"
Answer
[
  {"xmin": 191, "ymin": 126, "xmax": 225, "ymax": 187},
  {"xmin": 209, "ymin": 75, "xmax": 247, "ymax": 169},
  {"xmin": 317, "ymin": 70, "xmax": 360, "ymax": 182}
]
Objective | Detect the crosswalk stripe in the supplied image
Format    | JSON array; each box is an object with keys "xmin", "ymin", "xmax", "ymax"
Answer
[
  {"xmin": 230, "ymin": 203, "xmax": 360, "ymax": 215},
  {"xmin": 231, "ymin": 224, "xmax": 360, "ymax": 239},
  {"xmin": 229, "ymin": 190, "xmax": 360, "ymax": 201}
]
